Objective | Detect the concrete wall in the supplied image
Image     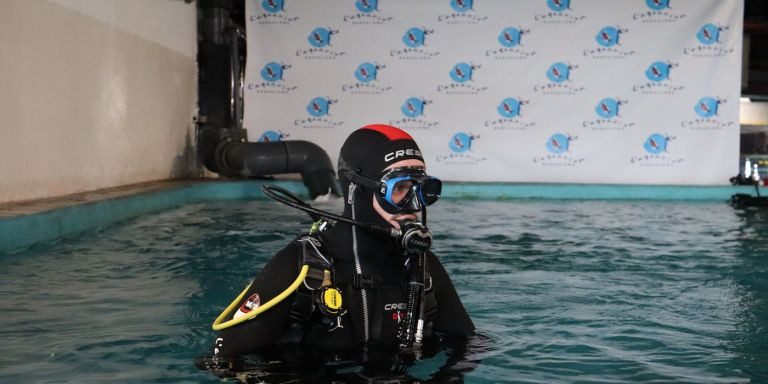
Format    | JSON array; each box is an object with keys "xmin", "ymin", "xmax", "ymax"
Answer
[{"xmin": 0, "ymin": 0, "xmax": 198, "ymax": 204}]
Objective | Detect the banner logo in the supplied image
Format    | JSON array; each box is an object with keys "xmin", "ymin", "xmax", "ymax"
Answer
[
  {"xmin": 389, "ymin": 97, "xmax": 439, "ymax": 130},
  {"xmin": 345, "ymin": 0, "xmax": 393, "ymax": 24},
  {"xmin": 307, "ymin": 97, "xmax": 334, "ymax": 117},
  {"xmin": 450, "ymin": 0, "xmax": 473, "ymax": 12},
  {"xmin": 630, "ymin": 133, "xmax": 683, "ymax": 166},
  {"xmin": 260, "ymin": 62, "xmax": 288, "ymax": 82},
  {"xmin": 295, "ymin": 97, "xmax": 343, "ymax": 129},
  {"xmin": 250, "ymin": 0, "xmax": 298, "ymax": 24},
  {"xmin": 262, "ymin": 0, "xmax": 284, "ymax": 13},
  {"xmin": 685, "ymin": 23, "xmax": 733, "ymax": 57},
  {"xmin": 343, "ymin": 62, "xmax": 392, "ymax": 94},
  {"xmin": 436, "ymin": 132, "xmax": 487, "ymax": 164},
  {"xmin": 355, "ymin": 0, "xmax": 378, "ymax": 13},
  {"xmin": 248, "ymin": 61, "xmax": 298, "ymax": 94},
  {"xmin": 583, "ymin": 98, "xmax": 634, "ymax": 131},
  {"xmin": 257, "ymin": 130, "xmax": 289, "ymax": 142},
  {"xmin": 392, "ymin": 27, "xmax": 440, "ymax": 59},
  {"xmin": 534, "ymin": 62, "xmax": 585, "ymax": 94},
  {"xmin": 584, "ymin": 26, "xmax": 634, "ymax": 59},
  {"xmin": 297, "ymin": 27, "xmax": 345, "ymax": 59},
  {"xmin": 437, "ymin": 62, "xmax": 487, "ymax": 94},
  {"xmin": 536, "ymin": 0, "xmax": 586, "ymax": 24},
  {"xmin": 633, "ymin": 60, "xmax": 683, "ymax": 94},
  {"xmin": 486, "ymin": 27, "xmax": 536, "ymax": 60},
  {"xmin": 486, "ymin": 98, "xmax": 535, "ymax": 130},
  {"xmin": 438, "ymin": 0, "xmax": 488, "ymax": 24},
  {"xmin": 308, "ymin": 27, "xmax": 334, "ymax": 47},
  {"xmin": 533, "ymin": 133, "xmax": 585, "ymax": 166},
  {"xmin": 645, "ymin": 0, "xmax": 669, "ymax": 10},
  {"xmin": 634, "ymin": 0, "xmax": 686, "ymax": 23},
  {"xmin": 681, "ymin": 97, "xmax": 735, "ymax": 131},
  {"xmin": 402, "ymin": 97, "xmax": 427, "ymax": 117}
]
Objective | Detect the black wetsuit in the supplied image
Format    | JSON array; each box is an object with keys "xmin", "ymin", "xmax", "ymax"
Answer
[{"xmin": 212, "ymin": 220, "xmax": 474, "ymax": 358}]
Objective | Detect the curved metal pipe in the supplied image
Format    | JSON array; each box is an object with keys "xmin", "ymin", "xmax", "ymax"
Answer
[{"xmin": 221, "ymin": 140, "xmax": 341, "ymax": 198}]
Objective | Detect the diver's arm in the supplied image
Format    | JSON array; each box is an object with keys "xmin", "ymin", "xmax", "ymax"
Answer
[
  {"xmin": 212, "ymin": 243, "xmax": 300, "ymax": 358},
  {"xmin": 426, "ymin": 252, "xmax": 475, "ymax": 336}
]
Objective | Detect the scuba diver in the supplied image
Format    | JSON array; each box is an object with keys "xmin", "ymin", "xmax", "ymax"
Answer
[{"xmin": 209, "ymin": 124, "xmax": 475, "ymax": 360}]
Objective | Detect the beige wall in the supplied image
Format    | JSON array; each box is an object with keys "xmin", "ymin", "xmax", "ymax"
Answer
[{"xmin": 0, "ymin": 0, "xmax": 198, "ymax": 204}]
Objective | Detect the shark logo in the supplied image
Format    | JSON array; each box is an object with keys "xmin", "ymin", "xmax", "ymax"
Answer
[
  {"xmin": 306, "ymin": 97, "xmax": 335, "ymax": 117},
  {"xmin": 643, "ymin": 133, "xmax": 669, "ymax": 154},
  {"xmin": 450, "ymin": 62, "xmax": 477, "ymax": 83},
  {"xmin": 257, "ymin": 130, "xmax": 289, "ymax": 142},
  {"xmin": 449, "ymin": 132, "xmax": 476, "ymax": 153},
  {"xmin": 308, "ymin": 27, "xmax": 336, "ymax": 48},
  {"xmin": 260, "ymin": 62, "xmax": 289, "ymax": 82},
  {"xmin": 355, "ymin": 0, "xmax": 378, "ymax": 13},
  {"xmin": 450, "ymin": 0, "xmax": 473, "ymax": 13},
  {"xmin": 261, "ymin": 0, "xmax": 285, "ymax": 13},
  {"xmin": 595, "ymin": 97, "xmax": 625, "ymax": 118},
  {"xmin": 546, "ymin": 62, "xmax": 573, "ymax": 83},
  {"xmin": 697, "ymin": 23, "xmax": 724, "ymax": 45},
  {"xmin": 354, "ymin": 62, "xmax": 382, "ymax": 83},
  {"xmin": 645, "ymin": 61, "xmax": 676, "ymax": 82},
  {"xmin": 497, "ymin": 98, "xmax": 527, "ymax": 118},
  {"xmin": 546, "ymin": 133, "xmax": 573, "ymax": 154},
  {"xmin": 694, "ymin": 97, "xmax": 723, "ymax": 118},
  {"xmin": 498, "ymin": 27, "xmax": 528, "ymax": 47},
  {"xmin": 646, "ymin": 0, "xmax": 670, "ymax": 10},
  {"xmin": 401, "ymin": 97, "xmax": 430, "ymax": 118},
  {"xmin": 547, "ymin": 0, "xmax": 570, "ymax": 12},
  {"xmin": 402, "ymin": 27, "xmax": 432, "ymax": 47},
  {"xmin": 595, "ymin": 26, "xmax": 625, "ymax": 47}
]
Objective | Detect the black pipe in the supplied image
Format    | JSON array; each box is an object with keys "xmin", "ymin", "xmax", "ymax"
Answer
[
  {"xmin": 197, "ymin": 0, "xmax": 341, "ymax": 199},
  {"xmin": 221, "ymin": 140, "xmax": 341, "ymax": 198}
]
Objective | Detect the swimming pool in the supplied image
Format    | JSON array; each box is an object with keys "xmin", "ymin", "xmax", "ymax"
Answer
[{"xmin": 1, "ymin": 192, "xmax": 767, "ymax": 382}]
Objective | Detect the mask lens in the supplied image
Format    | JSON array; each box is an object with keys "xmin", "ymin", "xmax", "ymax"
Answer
[
  {"xmin": 390, "ymin": 179, "xmax": 415, "ymax": 204},
  {"xmin": 420, "ymin": 178, "xmax": 442, "ymax": 206}
]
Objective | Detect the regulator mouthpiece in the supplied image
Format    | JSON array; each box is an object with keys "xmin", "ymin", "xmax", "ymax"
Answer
[{"xmin": 397, "ymin": 220, "xmax": 432, "ymax": 255}]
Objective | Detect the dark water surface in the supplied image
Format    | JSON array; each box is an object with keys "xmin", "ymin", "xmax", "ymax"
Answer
[{"xmin": 1, "ymin": 199, "xmax": 767, "ymax": 383}]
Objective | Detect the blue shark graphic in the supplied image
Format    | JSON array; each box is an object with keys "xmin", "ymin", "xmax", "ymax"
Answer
[
  {"xmin": 450, "ymin": 0, "xmax": 473, "ymax": 13},
  {"xmin": 547, "ymin": 0, "xmax": 571, "ymax": 12},
  {"xmin": 307, "ymin": 97, "xmax": 331, "ymax": 117},
  {"xmin": 355, "ymin": 0, "xmax": 378, "ymax": 13},
  {"xmin": 354, "ymin": 62, "xmax": 378, "ymax": 83},
  {"xmin": 546, "ymin": 133, "xmax": 570, "ymax": 154},
  {"xmin": 645, "ymin": 61, "xmax": 672, "ymax": 82},
  {"xmin": 449, "ymin": 132, "xmax": 474, "ymax": 153},
  {"xmin": 646, "ymin": 0, "xmax": 670, "ymax": 10},
  {"xmin": 595, "ymin": 98, "xmax": 621, "ymax": 118},
  {"xmin": 546, "ymin": 62, "xmax": 570, "ymax": 83},
  {"xmin": 308, "ymin": 27, "xmax": 333, "ymax": 48},
  {"xmin": 694, "ymin": 97, "xmax": 720, "ymax": 118},
  {"xmin": 696, "ymin": 23, "xmax": 721, "ymax": 45},
  {"xmin": 402, "ymin": 28, "xmax": 426, "ymax": 48},
  {"xmin": 258, "ymin": 131, "xmax": 284, "ymax": 142},
  {"xmin": 596, "ymin": 26, "xmax": 621, "ymax": 47},
  {"xmin": 497, "ymin": 98, "xmax": 522, "ymax": 118},
  {"xmin": 260, "ymin": 62, "xmax": 285, "ymax": 82},
  {"xmin": 401, "ymin": 97, "xmax": 426, "ymax": 118},
  {"xmin": 643, "ymin": 133, "xmax": 668, "ymax": 154},
  {"xmin": 450, "ymin": 62, "xmax": 474, "ymax": 83},
  {"xmin": 261, "ymin": 0, "xmax": 284, "ymax": 13},
  {"xmin": 498, "ymin": 27, "xmax": 522, "ymax": 48}
]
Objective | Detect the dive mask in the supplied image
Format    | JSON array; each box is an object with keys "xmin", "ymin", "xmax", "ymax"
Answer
[{"xmin": 343, "ymin": 166, "xmax": 442, "ymax": 214}]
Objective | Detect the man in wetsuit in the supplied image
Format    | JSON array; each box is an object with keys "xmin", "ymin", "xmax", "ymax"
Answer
[{"xmin": 212, "ymin": 124, "xmax": 474, "ymax": 358}]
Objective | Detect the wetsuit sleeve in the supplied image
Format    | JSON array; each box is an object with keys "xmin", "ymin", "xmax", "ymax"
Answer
[
  {"xmin": 212, "ymin": 243, "xmax": 300, "ymax": 358},
  {"xmin": 427, "ymin": 252, "xmax": 475, "ymax": 336}
]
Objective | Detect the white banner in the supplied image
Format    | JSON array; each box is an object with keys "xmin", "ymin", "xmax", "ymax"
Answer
[{"xmin": 244, "ymin": 0, "xmax": 743, "ymax": 185}]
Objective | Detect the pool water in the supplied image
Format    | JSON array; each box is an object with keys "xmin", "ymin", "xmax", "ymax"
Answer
[{"xmin": 1, "ymin": 198, "xmax": 767, "ymax": 383}]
